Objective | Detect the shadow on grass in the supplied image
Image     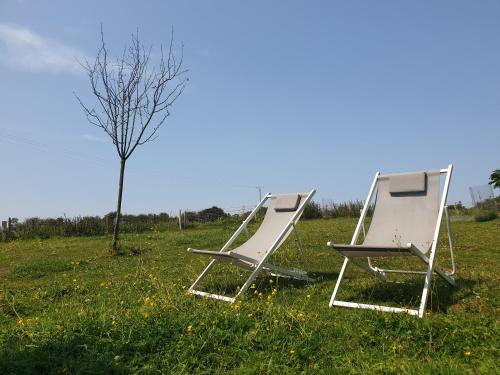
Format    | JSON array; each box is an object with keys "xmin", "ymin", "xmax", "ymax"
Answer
[
  {"xmin": 345, "ymin": 276, "xmax": 477, "ymax": 313},
  {"xmin": 0, "ymin": 336, "xmax": 119, "ymax": 374},
  {"xmin": 199, "ymin": 270, "xmax": 318, "ymax": 299},
  {"xmin": 308, "ymin": 271, "xmax": 340, "ymax": 283}
]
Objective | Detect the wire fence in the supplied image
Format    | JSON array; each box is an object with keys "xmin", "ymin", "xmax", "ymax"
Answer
[
  {"xmin": 6, "ymin": 191, "xmax": 491, "ymax": 242},
  {"xmin": 1, "ymin": 213, "xmax": 179, "ymax": 241},
  {"xmin": 469, "ymin": 184, "xmax": 496, "ymax": 206}
]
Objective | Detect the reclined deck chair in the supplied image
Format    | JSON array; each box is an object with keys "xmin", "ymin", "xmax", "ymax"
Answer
[
  {"xmin": 187, "ymin": 190, "xmax": 316, "ymax": 303},
  {"xmin": 327, "ymin": 165, "xmax": 456, "ymax": 318}
]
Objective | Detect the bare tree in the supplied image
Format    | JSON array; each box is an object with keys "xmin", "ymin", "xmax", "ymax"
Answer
[{"xmin": 76, "ymin": 28, "xmax": 187, "ymax": 254}]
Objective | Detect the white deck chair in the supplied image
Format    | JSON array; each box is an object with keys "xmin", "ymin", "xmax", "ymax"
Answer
[
  {"xmin": 187, "ymin": 190, "xmax": 316, "ymax": 303},
  {"xmin": 327, "ymin": 165, "xmax": 456, "ymax": 318}
]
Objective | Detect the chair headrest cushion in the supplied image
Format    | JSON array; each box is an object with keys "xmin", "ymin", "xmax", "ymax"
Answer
[
  {"xmin": 389, "ymin": 172, "xmax": 427, "ymax": 194},
  {"xmin": 274, "ymin": 194, "xmax": 301, "ymax": 212}
]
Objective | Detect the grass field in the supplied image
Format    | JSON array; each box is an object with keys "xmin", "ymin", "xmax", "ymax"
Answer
[{"xmin": 0, "ymin": 217, "xmax": 498, "ymax": 374}]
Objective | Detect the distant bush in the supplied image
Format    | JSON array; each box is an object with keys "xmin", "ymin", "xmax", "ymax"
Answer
[
  {"xmin": 184, "ymin": 206, "xmax": 228, "ymax": 223},
  {"xmin": 302, "ymin": 202, "xmax": 322, "ymax": 220},
  {"xmin": 321, "ymin": 200, "xmax": 367, "ymax": 218},
  {"xmin": 474, "ymin": 211, "xmax": 498, "ymax": 222},
  {"xmin": 474, "ymin": 196, "xmax": 500, "ymax": 211},
  {"xmin": 11, "ymin": 213, "xmax": 176, "ymax": 240},
  {"xmin": 197, "ymin": 206, "xmax": 228, "ymax": 221}
]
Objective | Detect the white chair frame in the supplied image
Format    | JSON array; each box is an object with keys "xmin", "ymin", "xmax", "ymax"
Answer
[
  {"xmin": 328, "ymin": 165, "xmax": 455, "ymax": 318},
  {"xmin": 189, "ymin": 189, "xmax": 316, "ymax": 303}
]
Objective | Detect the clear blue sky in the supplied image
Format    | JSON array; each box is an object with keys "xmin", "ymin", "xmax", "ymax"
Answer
[{"xmin": 0, "ymin": 0, "xmax": 499, "ymax": 219}]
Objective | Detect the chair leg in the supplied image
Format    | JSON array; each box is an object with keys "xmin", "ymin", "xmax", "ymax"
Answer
[
  {"xmin": 329, "ymin": 257, "xmax": 349, "ymax": 307},
  {"xmin": 445, "ymin": 206, "xmax": 456, "ymax": 276},
  {"xmin": 418, "ymin": 259, "xmax": 434, "ymax": 318},
  {"xmin": 234, "ymin": 263, "xmax": 264, "ymax": 299},
  {"xmin": 292, "ymin": 223, "xmax": 309, "ymax": 271},
  {"xmin": 188, "ymin": 259, "xmax": 217, "ymax": 292},
  {"xmin": 408, "ymin": 247, "xmax": 455, "ymax": 286}
]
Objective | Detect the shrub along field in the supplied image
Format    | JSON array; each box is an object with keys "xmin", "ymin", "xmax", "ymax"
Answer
[{"xmin": 0, "ymin": 217, "xmax": 498, "ymax": 374}]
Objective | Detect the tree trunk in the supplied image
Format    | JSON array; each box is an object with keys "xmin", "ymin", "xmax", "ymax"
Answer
[{"xmin": 112, "ymin": 158, "xmax": 126, "ymax": 254}]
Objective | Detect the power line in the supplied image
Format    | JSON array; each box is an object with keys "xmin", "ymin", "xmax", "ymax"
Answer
[{"xmin": 0, "ymin": 129, "xmax": 263, "ymax": 191}]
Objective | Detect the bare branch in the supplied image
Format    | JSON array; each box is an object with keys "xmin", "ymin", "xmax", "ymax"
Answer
[{"xmin": 76, "ymin": 26, "xmax": 187, "ymax": 161}]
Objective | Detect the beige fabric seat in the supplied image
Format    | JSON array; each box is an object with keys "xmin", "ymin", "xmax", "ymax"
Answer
[
  {"xmin": 187, "ymin": 190, "xmax": 316, "ymax": 303},
  {"xmin": 327, "ymin": 166, "xmax": 456, "ymax": 318},
  {"xmin": 189, "ymin": 193, "xmax": 305, "ymax": 265},
  {"xmin": 331, "ymin": 170, "xmax": 440, "ymax": 257}
]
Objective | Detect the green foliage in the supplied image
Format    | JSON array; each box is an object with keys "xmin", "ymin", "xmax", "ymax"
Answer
[
  {"xmin": 0, "ymin": 219, "xmax": 498, "ymax": 373},
  {"xmin": 11, "ymin": 213, "xmax": 177, "ymax": 240},
  {"xmin": 13, "ymin": 259, "xmax": 72, "ymax": 279},
  {"xmin": 474, "ymin": 210, "xmax": 498, "ymax": 222},
  {"xmin": 321, "ymin": 200, "xmax": 368, "ymax": 218},
  {"xmin": 185, "ymin": 206, "xmax": 228, "ymax": 222},
  {"xmin": 302, "ymin": 202, "xmax": 322, "ymax": 220},
  {"xmin": 489, "ymin": 169, "xmax": 500, "ymax": 189}
]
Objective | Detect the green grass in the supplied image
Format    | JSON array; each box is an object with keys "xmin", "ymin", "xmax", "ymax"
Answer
[{"xmin": 0, "ymin": 218, "xmax": 498, "ymax": 374}]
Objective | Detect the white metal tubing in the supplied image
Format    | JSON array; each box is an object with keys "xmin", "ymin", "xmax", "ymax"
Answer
[
  {"xmin": 188, "ymin": 193, "xmax": 270, "ymax": 295},
  {"xmin": 331, "ymin": 301, "xmax": 419, "ymax": 316},
  {"xmin": 329, "ymin": 166, "xmax": 455, "ymax": 318},
  {"xmin": 235, "ymin": 189, "xmax": 316, "ymax": 299},
  {"xmin": 360, "ymin": 208, "xmax": 366, "ymax": 238},
  {"xmin": 189, "ymin": 289, "xmax": 236, "ymax": 303},
  {"xmin": 359, "ymin": 174, "xmax": 380, "ymax": 272},
  {"xmin": 327, "ymin": 173, "xmax": 378, "ymax": 249},
  {"xmin": 328, "ymin": 173, "xmax": 379, "ymax": 307},
  {"xmin": 351, "ymin": 172, "xmax": 380, "ymax": 246},
  {"xmin": 192, "ymin": 190, "xmax": 316, "ymax": 303},
  {"xmin": 380, "ymin": 269, "xmax": 427, "ymax": 275},
  {"xmin": 350, "ymin": 258, "xmax": 386, "ymax": 281},
  {"xmin": 329, "ymin": 257, "xmax": 349, "ymax": 307},
  {"xmin": 408, "ymin": 246, "xmax": 455, "ymax": 286},
  {"xmin": 292, "ymin": 223, "xmax": 308, "ymax": 271},
  {"xmin": 445, "ymin": 206, "xmax": 456, "ymax": 275},
  {"xmin": 418, "ymin": 164, "xmax": 453, "ymax": 317},
  {"xmin": 371, "ymin": 207, "xmax": 456, "ymax": 278},
  {"xmin": 188, "ymin": 259, "xmax": 217, "ymax": 292}
]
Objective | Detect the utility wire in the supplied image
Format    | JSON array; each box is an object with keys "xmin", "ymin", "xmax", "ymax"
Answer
[{"xmin": 0, "ymin": 129, "xmax": 262, "ymax": 191}]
